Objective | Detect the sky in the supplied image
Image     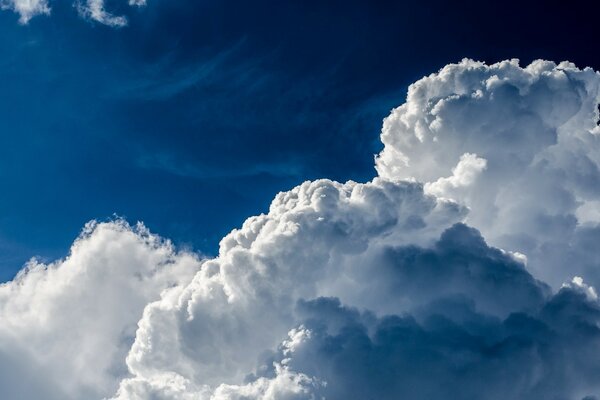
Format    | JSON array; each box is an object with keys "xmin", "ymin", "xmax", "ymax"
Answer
[
  {"xmin": 2, "ymin": 2, "xmax": 600, "ymax": 400},
  {"xmin": 0, "ymin": 0, "xmax": 599, "ymax": 281}
]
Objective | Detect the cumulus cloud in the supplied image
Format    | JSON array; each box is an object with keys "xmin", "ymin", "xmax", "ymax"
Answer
[
  {"xmin": 424, "ymin": 152, "xmax": 487, "ymax": 200},
  {"xmin": 260, "ymin": 284, "xmax": 600, "ymax": 400},
  {"xmin": 112, "ymin": 221, "xmax": 600, "ymax": 400},
  {"xmin": 112, "ymin": 179, "xmax": 466, "ymax": 399},
  {"xmin": 1, "ymin": 0, "xmax": 145, "ymax": 26},
  {"xmin": 0, "ymin": 220, "xmax": 198, "ymax": 398},
  {"xmin": 377, "ymin": 58, "xmax": 600, "ymax": 288},
  {"xmin": 1, "ymin": 59, "xmax": 600, "ymax": 400}
]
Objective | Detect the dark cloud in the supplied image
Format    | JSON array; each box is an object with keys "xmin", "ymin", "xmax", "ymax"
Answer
[
  {"xmin": 374, "ymin": 224, "xmax": 550, "ymax": 316},
  {"xmin": 281, "ymin": 290, "xmax": 600, "ymax": 400},
  {"xmin": 255, "ymin": 225, "xmax": 600, "ymax": 399}
]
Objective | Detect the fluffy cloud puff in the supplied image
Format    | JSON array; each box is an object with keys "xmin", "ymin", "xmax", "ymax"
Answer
[
  {"xmin": 112, "ymin": 179, "xmax": 466, "ymax": 399},
  {"xmin": 1, "ymin": 59, "xmax": 600, "ymax": 400},
  {"xmin": 0, "ymin": 221, "xmax": 198, "ymax": 398},
  {"xmin": 1, "ymin": 0, "xmax": 144, "ymax": 25},
  {"xmin": 377, "ymin": 59, "xmax": 600, "ymax": 288}
]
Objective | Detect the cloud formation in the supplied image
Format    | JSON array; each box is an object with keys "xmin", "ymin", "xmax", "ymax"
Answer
[
  {"xmin": 377, "ymin": 59, "xmax": 600, "ymax": 288},
  {"xmin": 0, "ymin": 221, "xmax": 198, "ymax": 398},
  {"xmin": 0, "ymin": 0, "xmax": 49, "ymax": 24},
  {"xmin": 1, "ymin": 59, "xmax": 600, "ymax": 399},
  {"xmin": 1, "ymin": 0, "xmax": 144, "ymax": 25}
]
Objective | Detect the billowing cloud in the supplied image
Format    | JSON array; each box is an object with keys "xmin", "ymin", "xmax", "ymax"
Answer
[
  {"xmin": 0, "ymin": 220, "xmax": 198, "ymax": 398},
  {"xmin": 112, "ymin": 221, "xmax": 600, "ymax": 400},
  {"xmin": 252, "ymin": 283, "xmax": 600, "ymax": 400},
  {"xmin": 1, "ymin": 59, "xmax": 600, "ymax": 400},
  {"xmin": 377, "ymin": 59, "xmax": 600, "ymax": 288},
  {"xmin": 1, "ymin": 0, "xmax": 145, "ymax": 26},
  {"xmin": 112, "ymin": 179, "xmax": 466, "ymax": 398}
]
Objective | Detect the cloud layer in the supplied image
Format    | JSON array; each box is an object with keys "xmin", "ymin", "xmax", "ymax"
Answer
[{"xmin": 1, "ymin": 59, "xmax": 600, "ymax": 399}]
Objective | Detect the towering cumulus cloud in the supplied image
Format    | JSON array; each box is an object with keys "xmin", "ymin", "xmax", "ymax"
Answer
[
  {"xmin": 1, "ymin": 59, "xmax": 600, "ymax": 399},
  {"xmin": 376, "ymin": 59, "xmax": 600, "ymax": 288}
]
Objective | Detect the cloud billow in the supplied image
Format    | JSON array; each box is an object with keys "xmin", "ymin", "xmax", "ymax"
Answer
[
  {"xmin": 376, "ymin": 59, "xmax": 600, "ymax": 288},
  {"xmin": 1, "ymin": 59, "xmax": 600, "ymax": 399}
]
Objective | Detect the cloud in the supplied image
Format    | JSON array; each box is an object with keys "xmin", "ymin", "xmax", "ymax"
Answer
[
  {"xmin": 112, "ymin": 179, "xmax": 466, "ymax": 398},
  {"xmin": 113, "ymin": 223, "xmax": 600, "ymax": 400},
  {"xmin": 0, "ymin": 220, "xmax": 198, "ymax": 398},
  {"xmin": 1, "ymin": 59, "xmax": 600, "ymax": 399},
  {"xmin": 376, "ymin": 58, "xmax": 600, "ymax": 288},
  {"xmin": 254, "ymin": 284, "xmax": 600, "ymax": 400},
  {"xmin": 76, "ymin": 0, "xmax": 128, "ymax": 27},
  {"xmin": 1, "ymin": 0, "xmax": 145, "ymax": 26},
  {"xmin": 0, "ymin": 0, "xmax": 49, "ymax": 24},
  {"xmin": 424, "ymin": 152, "xmax": 487, "ymax": 199},
  {"xmin": 77, "ymin": 0, "xmax": 148, "ymax": 27}
]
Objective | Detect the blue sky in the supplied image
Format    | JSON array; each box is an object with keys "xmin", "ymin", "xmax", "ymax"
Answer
[{"xmin": 0, "ymin": 0, "xmax": 598, "ymax": 281}]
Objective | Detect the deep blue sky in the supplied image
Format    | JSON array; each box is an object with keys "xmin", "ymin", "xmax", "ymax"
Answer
[{"xmin": 0, "ymin": 0, "xmax": 598, "ymax": 281}]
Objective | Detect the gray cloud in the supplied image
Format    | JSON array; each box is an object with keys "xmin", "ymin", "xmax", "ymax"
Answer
[{"xmin": 275, "ymin": 283, "xmax": 600, "ymax": 400}]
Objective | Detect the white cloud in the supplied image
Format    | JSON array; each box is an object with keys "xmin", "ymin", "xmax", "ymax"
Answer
[
  {"xmin": 1, "ymin": 0, "xmax": 146, "ymax": 26},
  {"xmin": 0, "ymin": 220, "xmax": 198, "ymax": 398},
  {"xmin": 1, "ymin": 59, "xmax": 600, "ymax": 399},
  {"xmin": 0, "ymin": 0, "xmax": 49, "ymax": 24},
  {"xmin": 376, "ymin": 58, "xmax": 600, "ymax": 288},
  {"xmin": 563, "ymin": 275, "xmax": 598, "ymax": 301},
  {"xmin": 113, "ymin": 179, "xmax": 466, "ymax": 398},
  {"xmin": 424, "ymin": 152, "xmax": 487, "ymax": 201},
  {"xmin": 76, "ymin": 0, "xmax": 127, "ymax": 27}
]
